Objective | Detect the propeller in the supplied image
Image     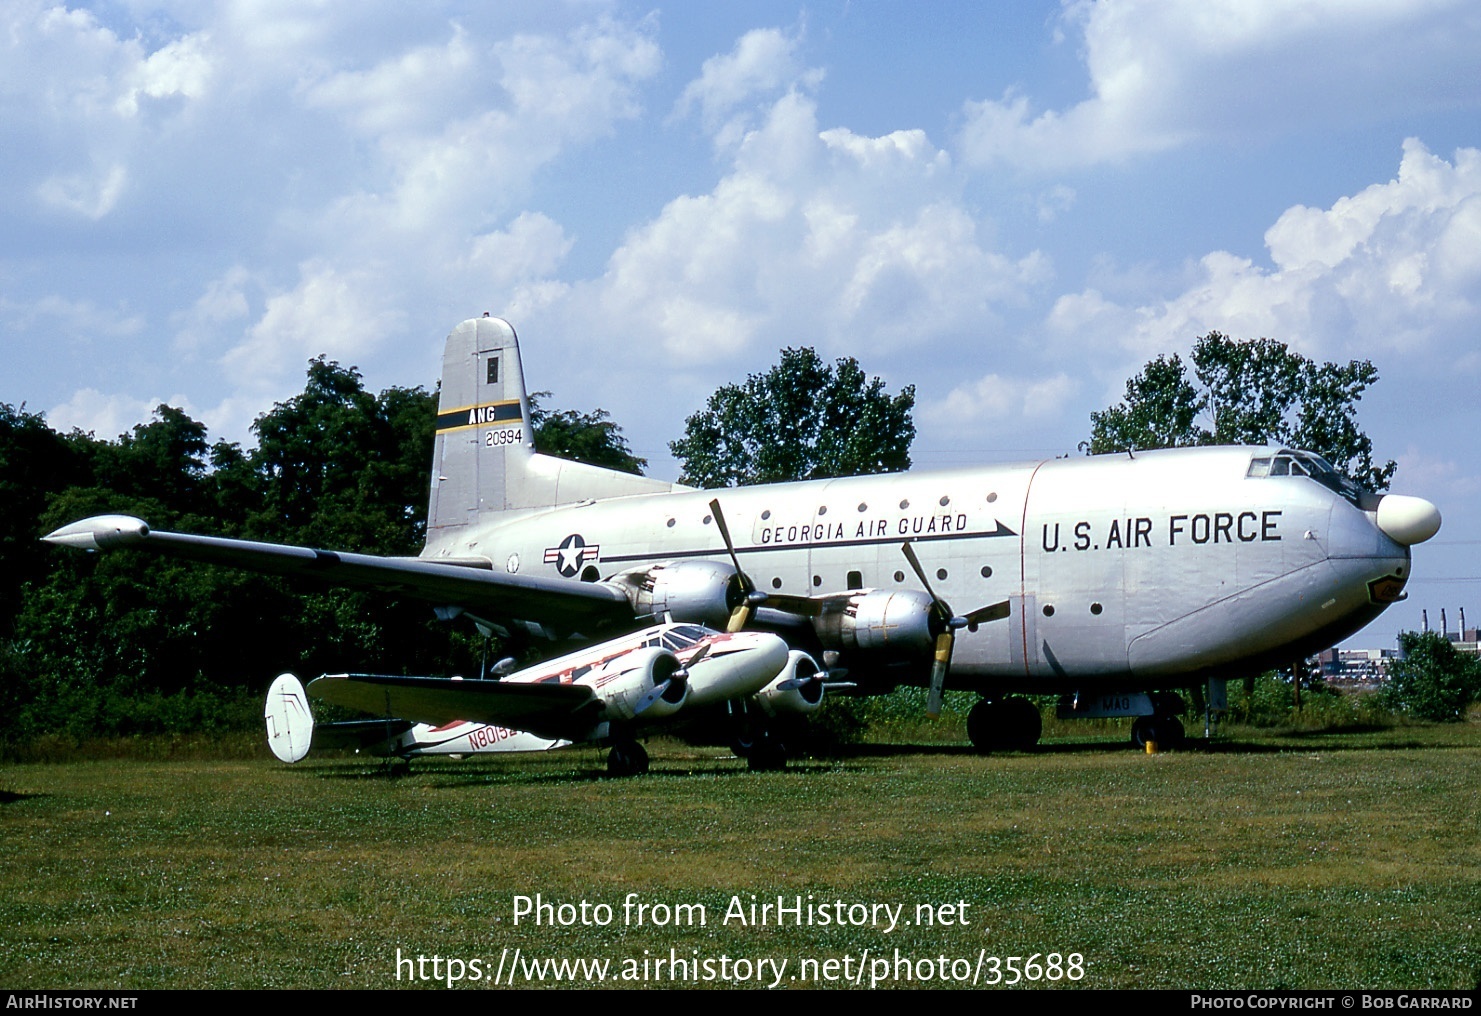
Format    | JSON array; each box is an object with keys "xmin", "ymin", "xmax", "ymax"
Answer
[
  {"xmin": 636, "ymin": 643, "xmax": 711, "ymax": 715},
  {"xmin": 709, "ymin": 498, "xmax": 767, "ymax": 632},
  {"xmin": 900, "ymin": 541, "xmax": 1010, "ymax": 718}
]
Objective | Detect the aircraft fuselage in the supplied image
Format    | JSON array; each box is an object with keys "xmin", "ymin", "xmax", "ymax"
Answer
[{"xmin": 422, "ymin": 445, "xmax": 1412, "ymax": 694}]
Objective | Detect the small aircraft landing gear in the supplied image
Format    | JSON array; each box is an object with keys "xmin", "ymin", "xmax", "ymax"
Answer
[
  {"xmin": 381, "ymin": 755, "xmax": 413, "ymax": 777},
  {"xmin": 746, "ymin": 726, "xmax": 788, "ymax": 772},
  {"xmin": 607, "ymin": 739, "xmax": 649, "ymax": 777},
  {"xmin": 728, "ymin": 702, "xmax": 804, "ymax": 770},
  {"xmin": 966, "ymin": 697, "xmax": 1042, "ymax": 753},
  {"xmin": 731, "ymin": 721, "xmax": 792, "ymax": 771}
]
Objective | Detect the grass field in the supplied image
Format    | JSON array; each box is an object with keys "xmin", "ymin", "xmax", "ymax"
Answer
[{"xmin": 2, "ymin": 720, "xmax": 1478, "ymax": 990}]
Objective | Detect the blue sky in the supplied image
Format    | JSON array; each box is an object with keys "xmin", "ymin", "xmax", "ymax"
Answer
[{"xmin": 4, "ymin": 0, "xmax": 1480, "ymax": 645}]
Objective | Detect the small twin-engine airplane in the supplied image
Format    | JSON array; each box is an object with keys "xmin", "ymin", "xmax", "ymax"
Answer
[
  {"xmin": 263, "ymin": 621, "xmax": 815, "ymax": 775},
  {"xmin": 46, "ymin": 316, "xmax": 1441, "ymax": 771}
]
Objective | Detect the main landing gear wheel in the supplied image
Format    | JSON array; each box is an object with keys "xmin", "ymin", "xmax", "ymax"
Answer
[
  {"xmin": 746, "ymin": 727, "xmax": 788, "ymax": 772},
  {"xmin": 730, "ymin": 728, "xmax": 756, "ymax": 758},
  {"xmin": 1130, "ymin": 715, "xmax": 1185, "ymax": 751},
  {"xmin": 732, "ymin": 715, "xmax": 807, "ymax": 765},
  {"xmin": 966, "ymin": 697, "xmax": 1042, "ymax": 753},
  {"xmin": 607, "ymin": 739, "xmax": 649, "ymax": 777}
]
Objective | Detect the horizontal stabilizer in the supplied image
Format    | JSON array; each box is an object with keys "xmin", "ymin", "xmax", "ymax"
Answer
[
  {"xmin": 309, "ymin": 673, "xmax": 600, "ymax": 742},
  {"xmin": 312, "ymin": 718, "xmax": 415, "ymax": 751}
]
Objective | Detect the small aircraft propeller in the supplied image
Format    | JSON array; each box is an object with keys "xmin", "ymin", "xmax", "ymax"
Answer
[
  {"xmin": 636, "ymin": 643, "xmax": 711, "ymax": 715},
  {"xmin": 901, "ymin": 541, "xmax": 1010, "ymax": 718}
]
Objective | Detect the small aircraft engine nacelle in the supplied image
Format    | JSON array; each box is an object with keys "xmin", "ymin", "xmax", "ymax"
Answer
[
  {"xmin": 598, "ymin": 647, "xmax": 689, "ymax": 722},
  {"xmin": 753, "ymin": 650, "xmax": 825, "ymax": 717},
  {"xmin": 811, "ymin": 589, "xmax": 939, "ymax": 657},
  {"xmin": 612, "ymin": 560, "xmax": 744, "ymax": 628}
]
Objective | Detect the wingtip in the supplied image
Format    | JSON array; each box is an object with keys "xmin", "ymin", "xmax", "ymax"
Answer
[{"xmin": 42, "ymin": 515, "xmax": 150, "ymax": 550}]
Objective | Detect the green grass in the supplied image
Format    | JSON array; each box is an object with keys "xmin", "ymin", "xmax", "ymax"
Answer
[{"xmin": 1, "ymin": 721, "xmax": 1478, "ymax": 990}]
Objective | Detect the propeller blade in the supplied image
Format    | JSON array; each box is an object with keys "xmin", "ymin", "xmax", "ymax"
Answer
[
  {"xmin": 677, "ymin": 642, "xmax": 711, "ymax": 676},
  {"xmin": 926, "ymin": 630, "xmax": 954, "ymax": 717},
  {"xmin": 776, "ymin": 662, "xmax": 837, "ymax": 692},
  {"xmin": 710, "ymin": 498, "xmax": 765, "ymax": 630},
  {"xmin": 708, "ymin": 498, "xmax": 752, "ymax": 594},
  {"xmin": 638, "ymin": 644, "xmax": 710, "ymax": 715},
  {"xmin": 901, "ymin": 541, "xmax": 972, "ymax": 718},
  {"xmin": 761, "ymin": 592, "xmax": 829, "ymax": 617},
  {"xmin": 963, "ymin": 599, "xmax": 1011, "ymax": 630},
  {"xmin": 636, "ymin": 680, "xmax": 674, "ymax": 715},
  {"xmin": 901, "ymin": 540, "xmax": 944, "ymax": 615}
]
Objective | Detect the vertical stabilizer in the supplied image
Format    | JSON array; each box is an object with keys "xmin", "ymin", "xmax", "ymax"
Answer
[
  {"xmin": 427, "ymin": 317, "xmax": 681, "ymax": 543},
  {"xmin": 428, "ymin": 317, "xmax": 534, "ymax": 534}
]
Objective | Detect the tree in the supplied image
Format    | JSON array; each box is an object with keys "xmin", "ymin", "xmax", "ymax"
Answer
[
  {"xmin": 1382, "ymin": 631, "xmax": 1481, "ymax": 722},
  {"xmin": 528, "ymin": 392, "xmax": 646, "ymax": 475},
  {"xmin": 1084, "ymin": 333, "xmax": 1396, "ymax": 490},
  {"xmin": 670, "ymin": 348, "xmax": 915, "ymax": 488},
  {"xmin": 0, "ymin": 403, "xmax": 88, "ymax": 634},
  {"xmin": 1, "ymin": 361, "xmax": 478, "ymax": 746},
  {"xmin": 242, "ymin": 357, "xmax": 436, "ymax": 552}
]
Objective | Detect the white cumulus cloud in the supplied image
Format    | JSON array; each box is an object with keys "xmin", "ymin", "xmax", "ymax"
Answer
[
  {"xmin": 46, "ymin": 389, "xmax": 194, "ymax": 441},
  {"xmin": 924, "ymin": 372, "xmax": 1080, "ymax": 428},
  {"xmin": 583, "ymin": 91, "xmax": 1049, "ymax": 366},
  {"xmin": 1046, "ymin": 141, "xmax": 1481, "ymax": 371},
  {"xmin": 959, "ymin": 0, "xmax": 1481, "ymax": 172},
  {"xmin": 674, "ymin": 25, "xmax": 817, "ymax": 134}
]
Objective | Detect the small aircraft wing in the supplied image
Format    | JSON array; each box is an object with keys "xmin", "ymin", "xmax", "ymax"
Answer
[
  {"xmin": 308, "ymin": 673, "xmax": 601, "ymax": 743},
  {"xmin": 43, "ymin": 515, "xmax": 633, "ymax": 635}
]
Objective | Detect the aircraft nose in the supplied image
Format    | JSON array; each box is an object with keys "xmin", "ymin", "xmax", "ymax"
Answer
[{"xmin": 1374, "ymin": 494, "xmax": 1442, "ymax": 546}]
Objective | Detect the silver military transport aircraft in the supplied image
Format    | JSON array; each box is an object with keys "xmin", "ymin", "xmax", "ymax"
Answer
[{"xmin": 45, "ymin": 316, "xmax": 1441, "ymax": 769}]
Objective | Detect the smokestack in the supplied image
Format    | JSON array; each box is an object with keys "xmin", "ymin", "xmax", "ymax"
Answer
[
  {"xmin": 1461, "ymin": 607, "xmax": 1467, "ymax": 637},
  {"xmin": 1441, "ymin": 608, "xmax": 1448, "ymax": 637},
  {"xmin": 1422, "ymin": 609, "xmax": 1429, "ymax": 633}
]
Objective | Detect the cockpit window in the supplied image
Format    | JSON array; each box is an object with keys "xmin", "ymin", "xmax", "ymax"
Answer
[
  {"xmin": 1247, "ymin": 450, "xmax": 1362, "ymax": 505},
  {"xmin": 660, "ymin": 625, "xmax": 710, "ymax": 651}
]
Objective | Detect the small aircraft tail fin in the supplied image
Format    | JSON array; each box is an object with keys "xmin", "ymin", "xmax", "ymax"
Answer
[
  {"xmin": 426, "ymin": 317, "xmax": 679, "ymax": 544},
  {"xmin": 265, "ymin": 672, "xmax": 314, "ymax": 763}
]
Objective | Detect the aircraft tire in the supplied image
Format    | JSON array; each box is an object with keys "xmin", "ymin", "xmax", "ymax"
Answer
[
  {"xmin": 1131, "ymin": 716, "xmax": 1152, "ymax": 748},
  {"xmin": 1002, "ymin": 697, "xmax": 1042, "ymax": 751},
  {"xmin": 746, "ymin": 729, "xmax": 788, "ymax": 772},
  {"xmin": 966, "ymin": 699, "xmax": 997, "ymax": 753},
  {"xmin": 1131, "ymin": 715, "xmax": 1185, "ymax": 751},
  {"xmin": 967, "ymin": 698, "xmax": 1041, "ymax": 753},
  {"xmin": 771, "ymin": 714, "xmax": 810, "ymax": 755},
  {"xmin": 607, "ymin": 740, "xmax": 650, "ymax": 777},
  {"xmin": 1155, "ymin": 716, "xmax": 1185, "ymax": 750}
]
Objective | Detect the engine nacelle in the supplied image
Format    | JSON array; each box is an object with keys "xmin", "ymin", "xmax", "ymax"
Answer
[
  {"xmin": 611, "ymin": 559, "xmax": 743, "ymax": 628},
  {"xmin": 754, "ymin": 651, "xmax": 826, "ymax": 717},
  {"xmin": 811, "ymin": 589, "xmax": 938, "ymax": 656},
  {"xmin": 595, "ymin": 648, "xmax": 689, "ymax": 722}
]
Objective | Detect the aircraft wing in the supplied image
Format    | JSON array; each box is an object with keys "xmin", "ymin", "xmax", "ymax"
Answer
[
  {"xmin": 42, "ymin": 514, "xmax": 633, "ymax": 635},
  {"xmin": 308, "ymin": 673, "xmax": 600, "ymax": 742}
]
